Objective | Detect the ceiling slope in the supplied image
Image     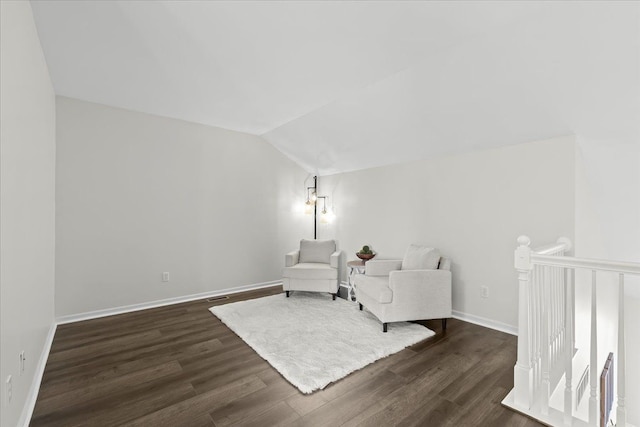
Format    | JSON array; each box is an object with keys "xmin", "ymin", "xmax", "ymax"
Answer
[{"xmin": 31, "ymin": 1, "xmax": 639, "ymax": 174}]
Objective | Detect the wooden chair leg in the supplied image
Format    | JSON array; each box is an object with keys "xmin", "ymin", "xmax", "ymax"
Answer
[
  {"xmin": 383, "ymin": 323, "xmax": 388, "ymax": 333},
  {"xmin": 286, "ymin": 291, "xmax": 290, "ymax": 297},
  {"xmin": 359, "ymin": 303, "xmax": 363, "ymax": 311},
  {"xmin": 442, "ymin": 318, "xmax": 447, "ymax": 330}
]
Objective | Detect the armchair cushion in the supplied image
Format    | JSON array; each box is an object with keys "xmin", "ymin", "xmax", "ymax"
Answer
[
  {"xmin": 283, "ymin": 263, "xmax": 338, "ymax": 280},
  {"xmin": 299, "ymin": 239, "xmax": 336, "ymax": 264},
  {"xmin": 365, "ymin": 259, "xmax": 403, "ymax": 276},
  {"xmin": 401, "ymin": 244, "xmax": 440, "ymax": 270}
]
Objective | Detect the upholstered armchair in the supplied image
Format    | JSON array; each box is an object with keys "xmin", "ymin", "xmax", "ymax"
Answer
[
  {"xmin": 354, "ymin": 244, "xmax": 452, "ymax": 332},
  {"xmin": 282, "ymin": 239, "xmax": 343, "ymax": 300}
]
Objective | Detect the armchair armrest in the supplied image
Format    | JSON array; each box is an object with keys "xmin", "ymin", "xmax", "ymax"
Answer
[
  {"xmin": 330, "ymin": 250, "xmax": 343, "ymax": 268},
  {"xmin": 365, "ymin": 259, "xmax": 402, "ymax": 276},
  {"xmin": 285, "ymin": 250, "xmax": 300, "ymax": 267},
  {"xmin": 388, "ymin": 269, "xmax": 452, "ymax": 315}
]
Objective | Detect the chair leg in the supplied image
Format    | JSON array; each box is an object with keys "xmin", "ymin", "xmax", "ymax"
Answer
[
  {"xmin": 332, "ymin": 293, "xmax": 336, "ymax": 300},
  {"xmin": 359, "ymin": 303, "xmax": 363, "ymax": 311},
  {"xmin": 442, "ymin": 318, "xmax": 447, "ymax": 330},
  {"xmin": 383, "ymin": 323, "xmax": 388, "ymax": 333},
  {"xmin": 286, "ymin": 291, "xmax": 290, "ymax": 298}
]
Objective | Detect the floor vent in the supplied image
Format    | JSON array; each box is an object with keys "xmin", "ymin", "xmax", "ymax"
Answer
[{"xmin": 206, "ymin": 296, "xmax": 229, "ymax": 302}]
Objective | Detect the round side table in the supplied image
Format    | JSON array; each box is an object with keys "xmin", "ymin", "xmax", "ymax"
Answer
[{"xmin": 347, "ymin": 260, "xmax": 366, "ymax": 302}]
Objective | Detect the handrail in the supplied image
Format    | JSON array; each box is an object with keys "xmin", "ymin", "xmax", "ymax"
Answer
[
  {"xmin": 533, "ymin": 237, "xmax": 572, "ymax": 255},
  {"xmin": 531, "ymin": 254, "xmax": 640, "ymax": 275}
]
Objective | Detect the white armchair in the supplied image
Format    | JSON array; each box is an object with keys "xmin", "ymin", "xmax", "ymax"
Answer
[
  {"xmin": 282, "ymin": 239, "xmax": 343, "ymax": 300},
  {"xmin": 354, "ymin": 244, "xmax": 452, "ymax": 332}
]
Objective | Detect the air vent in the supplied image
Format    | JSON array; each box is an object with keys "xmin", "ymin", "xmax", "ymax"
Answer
[{"xmin": 206, "ymin": 295, "xmax": 229, "ymax": 302}]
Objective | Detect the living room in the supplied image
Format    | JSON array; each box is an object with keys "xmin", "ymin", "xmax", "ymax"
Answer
[{"xmin": 1, "ymin": 1, "xmax": 639, "ymax": 426}]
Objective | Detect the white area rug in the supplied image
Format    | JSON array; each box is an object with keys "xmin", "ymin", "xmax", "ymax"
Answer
[{"xmin": 209, "ymin": 292, "xmax": 434, "ymax": 394}]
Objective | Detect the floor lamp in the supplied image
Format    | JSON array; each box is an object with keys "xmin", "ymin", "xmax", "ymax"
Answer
[
  {"xmin": 305, "ymin": 176, "xmax": 318, "ymax": 239},
  {"xmin": 305, "ymin": 176, "xmax": 333, "ymax": 239}
]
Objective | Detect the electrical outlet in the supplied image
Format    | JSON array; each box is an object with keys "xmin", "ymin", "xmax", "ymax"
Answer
[
  {"xmin": 480, "ymin": 286, "xmax": 489, "ymax": 298},
  {"xmin": 162, "ymin": 272, "xmax": 170, "ymax": 282},
  {"xmin": 19, "ymin": 351, "xmax": 25, "ymax": 375},
  {"xmin": 5, "ymin": 375, "xmax": 12, "ymax": 405}
]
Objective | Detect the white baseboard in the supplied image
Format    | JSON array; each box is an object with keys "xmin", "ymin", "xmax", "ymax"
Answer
[
  {"xmin": 452, "ymin": 310, "xmax": 517, "ymax": 336},
  {"xmin": 56, "ymin": 280, "xmax": 282, "ymax": 325},
  {"xmin": 19, "ymin": 322, "xmax": 57, "ymax": 427}
]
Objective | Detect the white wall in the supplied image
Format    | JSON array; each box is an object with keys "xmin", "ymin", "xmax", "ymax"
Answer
[
  {"xmin": 55, "ymin": 97, "xmax": 308, "ymax": 317},
  {"xmin": 316, "ymin": 136, "xmax": 576, "ymax": 330},
  {"xmin": 575, "ymin": 139, "xmax": 640, "ymax": 263},
  {"xmin": 0, "ymin": 2, "xmax": 56, "ymax": 426}
]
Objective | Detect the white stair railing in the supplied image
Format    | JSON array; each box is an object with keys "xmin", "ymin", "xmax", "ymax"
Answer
[{"xmin": 504, "ymin": 235, "xmax": 640, "ymax": 427}]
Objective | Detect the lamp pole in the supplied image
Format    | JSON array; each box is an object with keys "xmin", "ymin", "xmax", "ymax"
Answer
[{"xmin": 313, "ymin": 175, "xmax": 317, "ymax": 239}]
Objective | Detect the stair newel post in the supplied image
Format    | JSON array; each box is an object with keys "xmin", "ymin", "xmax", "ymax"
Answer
[
  {"xmin": 616, "ymin": 273, "xmax": 626, "ymax": 427},
  {"xmin": 514, "ymin": 235, "xmax": 534, "ymax": 409}
]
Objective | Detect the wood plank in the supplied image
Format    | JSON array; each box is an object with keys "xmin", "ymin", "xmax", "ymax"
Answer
[
  {"xmin": 31, "ymin": 380, "xmax": 197, "ymax": 427},
  {"xmin": 41, "ymin": 329, "xmax": 221, "ymax": 383},
  {"xmin": 38, "ymin": 339, "xmax": 222, "ymax": 400},
  {"xmin": 121, "ymin": 375, "xmax": 267, "ymax": 427},
  {"xmin": 231, "ymin": 401, "xmax": 301, "ymax": 427},
  {"xmin": 209, "ymin": 368, "xmax": 298, "ymax": 426},
  {"xmin": 438, "ymin": 340, "xmax": 514, "ymax": 408},
  {"xmin": 33, "ymin": 361, "xmax": 183, "ymax": 416},
  {"xmin": 296, "ymin": 369, "xmax": 407, "ymax": 426},
  {"xmin": 341, "ymin": 365, "xmax": 454, "ymax": 427}
]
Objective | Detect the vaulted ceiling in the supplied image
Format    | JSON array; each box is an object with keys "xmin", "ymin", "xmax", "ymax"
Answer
[{"xmin": 31, "ymin": 1, "xmax": 639, "ymax": 175}]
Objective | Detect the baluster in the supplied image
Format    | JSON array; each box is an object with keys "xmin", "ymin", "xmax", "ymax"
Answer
[
  {"xmin": 541, "ymin": 266, "xmax": 550, "ymax": 415},
  {"xmin": 553, "ymin": 267, "xmax": 557, "ymax": 366},
  {"xmin": 537, "ymin": 265, "xmax": 543, "ymax": 390},
  {"xmin": 564, "ymin": 268, "xmax": 574, "ymax": 426},
  {"xmin": 617, "ymin": 273, "xmax": 626, "ymax": 426},
  {"xmin": 561, "ymin": 269, "xmax": 565, "ymax": 354},
  {"xmin": 558, "ymin": 237, "xmax": 571, "ymax": 365},
  {"xmin": 589, "ymin": 270, "xmax": 598, "ymax": 425},
  {"xmin": 571, "ymin": 266, "xmax": 576, "ymax": 357},
  {"xmin": 553, "ymin": 267, "xmax": 557, "ymax": 365},
  {"xmin": 556, "ymin": 268, "xmax": 565, "ymax": 365},
  {"xmin": 552, "ymin": 267, "xmax": 556, "ymax": 365},
  {"xmin": 550, "ymin": 266, "xmax": 555, "ymax": 367},
  {"xmin": 558, "ymin": 266, "xmax": 563, "ymax": 361},
  {"xmin": 531, "ymin": 265, "xmax": 540, "ymax": 393},
  {"xmin": 514, "ymin": 236, "xmax": 534, "ymax": 409}
]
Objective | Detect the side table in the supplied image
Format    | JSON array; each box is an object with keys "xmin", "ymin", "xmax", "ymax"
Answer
[{"xmin": 346, "ymin": 260, "xmax": 366, "ymax": 302}]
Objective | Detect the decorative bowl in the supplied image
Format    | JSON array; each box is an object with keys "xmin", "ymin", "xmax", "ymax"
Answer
[{"xmin": 356, "ymin": 252, "xmax": 376, "ymax": 261}]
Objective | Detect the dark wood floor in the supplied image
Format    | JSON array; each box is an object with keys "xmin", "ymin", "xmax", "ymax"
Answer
[{"xmin": 31, "ymin": 286, "xmax": 542, "ymax": 426}]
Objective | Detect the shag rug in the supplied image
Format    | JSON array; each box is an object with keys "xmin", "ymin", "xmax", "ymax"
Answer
[{"xmin": 209, "ymin": 292, "xmax": 434, "ymax": 394}]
